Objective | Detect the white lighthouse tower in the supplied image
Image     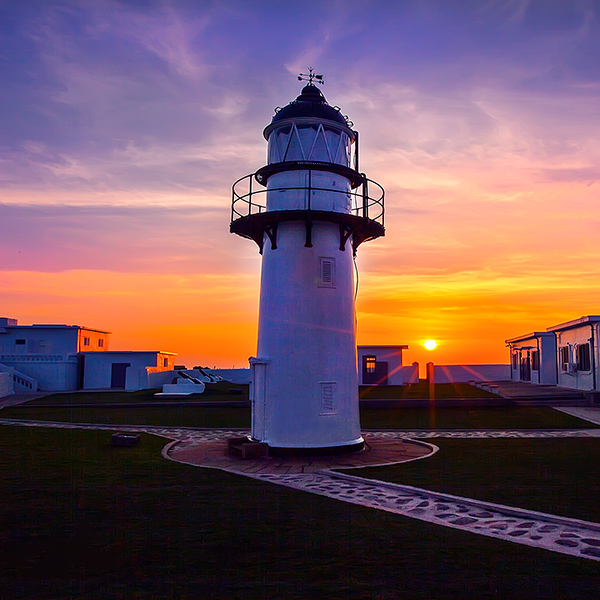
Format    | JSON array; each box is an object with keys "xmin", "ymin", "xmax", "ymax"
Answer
[{"xmin": 231, "ymin": 69, "xmax": 384, "ymax": 455}]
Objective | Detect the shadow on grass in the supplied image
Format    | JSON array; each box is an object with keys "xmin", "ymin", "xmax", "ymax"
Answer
[
  {"xmin": 1, "ymin": 426, "xmax": 599, "ymax": 599},
  {"xmin": 348, "ymin": 438, "xmax": 600, "ymax": 523}
]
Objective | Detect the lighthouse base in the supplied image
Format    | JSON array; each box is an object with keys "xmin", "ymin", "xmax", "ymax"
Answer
[
  {"xmin": 227, "ymin": 437, "xmax": 365, "ymax": 459},
  {"xmin": 267, "ymin": 440, "xmax": 365, "ymax": 457}
]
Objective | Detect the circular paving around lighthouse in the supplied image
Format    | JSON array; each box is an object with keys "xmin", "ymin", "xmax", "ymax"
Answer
[{"xmin": 165, "ymin": 435, "xmax": 435, "ymax": 475}]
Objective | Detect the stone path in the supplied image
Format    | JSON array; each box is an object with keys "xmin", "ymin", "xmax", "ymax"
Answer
[
  {"xmin": 365, "ymin": 428, "xmax": 600, "ymax": 438},
  {"xmin": 251, "ymin": 472, "xmax": 600, "ymax": 561},
  {"xmin": 2, "ymin": 417, "xmax": 600, "ymax": 562}
]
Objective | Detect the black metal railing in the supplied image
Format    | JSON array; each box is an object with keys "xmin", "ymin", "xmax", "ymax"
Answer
[{"xmin": 231, "ymin": 169, "xmax": 384, "ymax": 226}]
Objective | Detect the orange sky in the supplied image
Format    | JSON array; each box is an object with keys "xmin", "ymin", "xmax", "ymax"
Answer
[{"xmin": 3, "ymin": 2, "xmax": 600, "ymax": 370}]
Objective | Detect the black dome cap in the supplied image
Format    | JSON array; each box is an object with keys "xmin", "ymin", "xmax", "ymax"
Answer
[{"xmin": 271, "ymin": 84, "xmax": 348, "ymax": 126}]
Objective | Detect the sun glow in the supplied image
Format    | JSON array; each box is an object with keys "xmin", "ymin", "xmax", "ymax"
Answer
[{"xmin": 423, "ymin": 340, "xmax": 438, "ymax": 351}]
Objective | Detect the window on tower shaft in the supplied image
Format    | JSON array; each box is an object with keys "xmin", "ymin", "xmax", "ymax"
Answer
[{"xmin": 365, "ymin": 356, "xmax": 376, "ymax": 374}]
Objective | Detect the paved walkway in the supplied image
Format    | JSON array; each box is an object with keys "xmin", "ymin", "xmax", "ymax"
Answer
[
  {"xmin": 554, "ymin": 406, "xmax": 600, "ymax": 426},
  {"xmin": 489, "ymin": 381, "xmax": 587, "ymax": 401},
  {"xmin": 2, "ymin": 417, "xmax": 600, "ymax": 562},
  {"xmin": 0, "ymin": 392, "xmax": 49, "ymax": 409}
]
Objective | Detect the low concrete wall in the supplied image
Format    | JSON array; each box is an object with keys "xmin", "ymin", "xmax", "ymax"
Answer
[
  {"xmin": 0, "ymin": 359, "xmax": 77, "ymax": 391},
  {"xmin": 0, "ymin": 370, "xmax": 13, "ymax": 398},
  {"xmin": 398, "ymin": 363, "xmax": 419, "ymax": 385},
  {"xmin": 210, "ymin": 368, "xmax": 251, "ymax": 384},
  {"xmin": 432, "ymin": 364, "xmax": 511, "ymax": 383}
]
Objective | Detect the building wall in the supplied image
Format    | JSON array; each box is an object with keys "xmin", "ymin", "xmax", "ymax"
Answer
[
  {"xmin": 209, "ymin": 368, "xmax": 251, "ymax": 384},
  {"xmin": 0, "ymin": 323, "xmax": 110, "ymax": 392},
  {"xmin": 77, "ymin": 329, "xmax": 110, "ymax": 352},
  {"xmin": 83, "ymin": 352, "xmax": 175, "ymax": 390},
  {"xmin": 553, "ymin": 323, "xmax": 599, "ymax": 391},
  {"xmin": 432, "ymin": 364, "xmax": 510, "ymax": 384},
  {"xmin": 0, "ymin": 356, "xmax": 80, "ymax": 391},
  {"xmin": 508, "ymin": 334, "xmax": 557, "ymax": 385},
  {"xmin": 0, "ymin": 327, "xmax": 79, "ymax": 356},
  {"xmin": 0, "ymin": 325, "xmax": 109, "ymax": 356},
  {"xmin": 0, "ymin": 370, "xmax": 13, "ymax": 398},
  {"xmin": 357, "ymin": 346, "xmax": 409, "ymax": 385}
]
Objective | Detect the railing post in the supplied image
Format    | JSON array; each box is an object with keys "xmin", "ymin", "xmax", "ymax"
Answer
[
  {"xmin": 307, "ymin": 169, "xmax": 312, "ymax": 210},
  {"xmin": 249, "ymin": 173, "xmax": 253, "ymax": 215},
  {"xmin": 362, "ymin": 174, "xmax": 368, "ymax": 219}
]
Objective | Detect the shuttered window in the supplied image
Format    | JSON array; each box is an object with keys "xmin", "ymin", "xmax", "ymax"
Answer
[
  {"xmin": 320, "ymin": 382, "xmax": 337, "ymax": 414},
  {"xmin": 319, "ymin": 257, "xmax": 335, "ymax": 287}
]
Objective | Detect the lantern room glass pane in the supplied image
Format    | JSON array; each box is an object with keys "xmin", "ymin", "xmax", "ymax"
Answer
[{"xmin": 268, "ymin": 124, "xmax": 351, "ymax": 167}]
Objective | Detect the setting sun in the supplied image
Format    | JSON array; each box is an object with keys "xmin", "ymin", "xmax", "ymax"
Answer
[{"xmin": 423, "ymin": 340, "xmax": 438, "ymax": 351}]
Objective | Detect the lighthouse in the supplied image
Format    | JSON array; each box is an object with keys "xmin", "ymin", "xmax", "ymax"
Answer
[{"xmin": 231, "ymin": 69, "xmax": 385, "ymax": 455}]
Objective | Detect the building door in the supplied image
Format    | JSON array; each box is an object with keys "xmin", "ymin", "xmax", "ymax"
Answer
[
  {"xmin": 111, "ymin": 363, "xmax": 130, "ymax": 388},
  {"xmin": 363, "ymin": 356, "xmax": 389, "ymax": 385},
  {"xmin": 250, "ymin": 358, "xmax": 268, "ymax": 441},
  {"xmin": 520, "ymin": 353, "xmax": 531, "ymax": 382}
]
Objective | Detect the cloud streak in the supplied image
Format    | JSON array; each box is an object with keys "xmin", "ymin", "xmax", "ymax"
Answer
[{"xmin": 2, "ymin": 0, "xmax": 600, "ymax": 366}]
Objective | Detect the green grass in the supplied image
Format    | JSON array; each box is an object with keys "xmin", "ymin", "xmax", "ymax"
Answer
[
  {"xmin": 3, "ymin": 403, "xmax": 594, "ymax": 431},
  {"xmin": 25, "ymin": 381, "xmax": 249, "ymax": 406},
  {"xmin": 360, "ymin": 406, "xmax": 596, "ymax": 430},
  {"xmin": 349, "ymin": 438, "xmax": 600, "ymax": 523},
  {"xmin": 0, "ymin": 404, "xmax": 251, "ymax": 428},
  {"xmin": 359, "ymin": 381, "xmax": 498, "ymax": 399},
  {"xmin": 1, "ymin": 425, "xmax": 600, "ymax": 599}
]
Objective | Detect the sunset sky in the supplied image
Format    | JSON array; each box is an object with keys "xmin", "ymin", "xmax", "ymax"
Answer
[{"xmin": 2, "ymin": 0, "xmax": 600, "ymax": 370}]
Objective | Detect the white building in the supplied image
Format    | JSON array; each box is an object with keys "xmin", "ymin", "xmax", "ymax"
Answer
[
  {"xmin": 0, "ymin": 317, "xmax": 178, "ymax": 394},
  {"xmin": 357, "ymin": 345, "xmax": 418, "ymax": 386},
  {"xmin": 506, "ymin": 332, "xmax": 557, "ymax": 385},
  {"xmin": 83, "ymin": 351, "xmax": 177, "ymax": 390},
  {"xmin": 547, "ymin": 316, "xmax": 600, "ymax": 391},
  {"xmin": 0, "ymin": 317, "xmax": 110, "ymax": 392}
]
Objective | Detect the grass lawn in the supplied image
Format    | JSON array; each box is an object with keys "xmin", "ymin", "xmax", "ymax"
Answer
[
  {"xmin": 360, "ymin": 406, "xmax": 596, "ymax": 430},
  {"xmin": 1, "ymin": 425, "xmax": 599, "ymax": 599},
  {"xmin": 0, "ymin": 404, "xmax": 252, "ymax": 428},
  {"xmin": 2, "ymin": 402, "xmax": 595, "ymax": 430},
  {"xmin": 359, "ymin": 381, "xmax": 498, "ymax": 399},
  {"xmin": 350, "ymin": 438, "xmax": 600, "ymax": 523},
  {"xmin": 23, "ymin": 381, "xmax": 249, "ymax": 406}
]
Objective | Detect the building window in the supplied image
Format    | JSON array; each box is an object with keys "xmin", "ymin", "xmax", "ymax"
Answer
[
  {"xmin": 512, "ymin": 353, "xmax": 518, "ymax": 370},
  {"xmin": 560, "ymin": 346, "xmax": 570, "ymax": 370},
  {"xmin": 365, "ymin": 356, "xmax": 376, "ymax": 374},
  {"xmin": 577, "ymin": 343, "xmax": 591, "ymax": 372},
  {"xmin": 15, "ymin": 339, "xmax": 25, "ymax": 345},
  {"xmin": 531, "ymin": 350, "xmax": 539, "ymax": 371},
  {"xmin": 83, "ymin": 337, "xmax": 90, "ymax": 346},
  {"xmin": 98, "ymin": 339, "xmax": 104, "ymax": 348},
  {"xmin": 163, "ymin": 357, "xmax": 169, "ymax": 368},
  {"xmin": 319, "ymin": 257, "xmax": 335, "ymax": 287}
]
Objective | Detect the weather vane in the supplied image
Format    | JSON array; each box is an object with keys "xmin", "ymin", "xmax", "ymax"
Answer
[{"xmin": 298, "ymin": 67, "xmax": 324, "ymax": 85}]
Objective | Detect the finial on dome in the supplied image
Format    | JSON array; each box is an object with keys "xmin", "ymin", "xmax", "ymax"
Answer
[{"xmin": 298, "ymin": 67, "xmax": 324, "ymax": 86}]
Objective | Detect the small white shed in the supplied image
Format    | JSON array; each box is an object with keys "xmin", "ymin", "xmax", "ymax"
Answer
[
  {"xmin": 82, "ymin": 351, "xmax": 177, "ymax": 391},
  {"xmin": 506, "ymin": 332, "xmax": 557, "ymax": 385},
  {"xmin": 357, "ymin": 345, "xmax": 417, "ymax": 386}
]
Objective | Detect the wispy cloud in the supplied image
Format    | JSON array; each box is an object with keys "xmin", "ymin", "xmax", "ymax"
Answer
[{"xmin": 2, "ymin": 0, "xmax": 600, "ymax": 365}]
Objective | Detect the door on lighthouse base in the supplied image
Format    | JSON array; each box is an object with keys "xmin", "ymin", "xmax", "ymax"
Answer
[{"xmin": 249, "ymin": 358, "xmax": 268, "ymax": 441}]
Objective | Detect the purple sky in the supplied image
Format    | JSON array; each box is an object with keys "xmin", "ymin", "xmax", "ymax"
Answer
[{"xmin": 2, "ymin": 0, "xmax": 600, "ymax": 366}]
